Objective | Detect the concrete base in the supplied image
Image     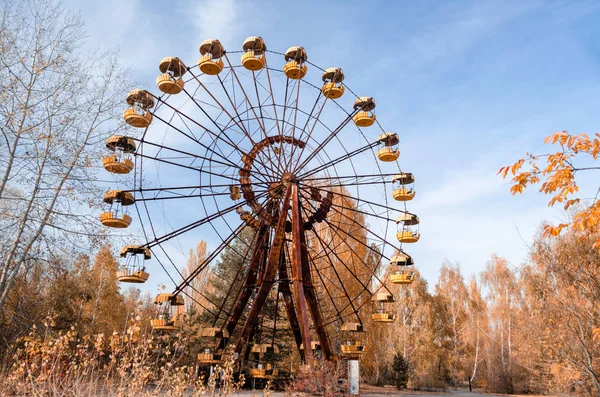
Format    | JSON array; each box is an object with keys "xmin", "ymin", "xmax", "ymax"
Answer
[{"xmin": 348, "ymin": 359, "xmax": 359, "ymax": 395}]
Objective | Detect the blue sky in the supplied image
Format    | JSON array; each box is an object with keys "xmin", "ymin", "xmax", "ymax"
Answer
[{"xmin": 70, "ymin": 0, "xmax": 600, "ymax": 291}]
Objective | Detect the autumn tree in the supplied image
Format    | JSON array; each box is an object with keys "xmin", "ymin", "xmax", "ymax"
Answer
[
  {"xmin": 80, "ymin": 245, "xmax": 125, "ymax": 336},
  {"xmin": 310, "ymin": 186, "xmax": 377, "ymax": 324},
  {"xmin": 181, "ymin": 240, "xmax": 209, "ymax": 313},
  {"xmin": 1, "ymin": 243, "xmax": 132, "ymax": 356},
  {"xmin": 363, "ymin": 267, "xmax": 455, "ymax": 388},
  {"xmin": 392, "ymin": 273, "xmax": 432, "ymax": 373},
  {"xmin": 38, "ymin": 245, "xmax": 126, "ymax": 337},
  {"xmin": 1, "ymin": 257, "xmax": 54, "ymax": 348},
  {"xmin": 481, "ymin": 255, "xmax": 522, "ymax": 393},
  {"xmin": 436, "ymin": 262, "xmax": 468, "ymax": 386},
  {"xmin": 499, "ymin": 129, "xmax": 600, "ymax": 395},
  {"xmin": 463, "ymin": 275, "xmax": 487, "ymax": 391},
  {"xmin": 521, "ymin": 231, "xmax": 600, "ymax": 395},
  {"xmin": 0, "ymin": 0, "xmax": 131, "ymax": 307},
  {"xmin": 499, "ymin": 131, "xmax": 600, "ymax": 246}
]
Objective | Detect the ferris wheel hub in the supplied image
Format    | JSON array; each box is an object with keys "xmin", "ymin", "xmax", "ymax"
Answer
[
  {"xmin": 267, "ymin": 173, "xmax": 295, "ymax": 198},
  {"xmin": 281, "ymin": 172, "xmax": 294, "ymax": 187}
]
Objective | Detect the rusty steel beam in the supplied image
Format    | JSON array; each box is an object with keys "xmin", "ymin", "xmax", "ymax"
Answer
[
  {"xmin": 216, "ymin": 224, "xmax": 270, "ymax": 352},
  {"xmin": 243, "ymin": 327, "xmax": 257, "ymax": 362},
  {"xmin": 290, "ymin": 184, "xmax": 314, "ymax": 364},
  {"xmin": 292, "ymin": 185, "xmax": 333, "ymax": 360},
  {"xmin": 234, "ymin": 187, "xmax": 292, "ymax": 354},
  {"xmin": 279, "ymin": 245, "xmax": 303, "ymax": 352}
]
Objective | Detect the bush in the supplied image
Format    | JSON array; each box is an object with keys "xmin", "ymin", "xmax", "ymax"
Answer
[{"xmin": 287, "ymin": 361, "xmax": 346, "ymax": 397}]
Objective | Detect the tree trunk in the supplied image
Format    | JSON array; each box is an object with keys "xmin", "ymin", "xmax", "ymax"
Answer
[{"xmin": 469, "ymin": 322, "xmax": 480, "ymax": 392}]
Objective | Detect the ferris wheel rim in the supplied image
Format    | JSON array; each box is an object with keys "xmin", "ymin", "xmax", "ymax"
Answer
[{"xmin": 109, "ymin": 39, "xmax": 417, "ymax": 342}]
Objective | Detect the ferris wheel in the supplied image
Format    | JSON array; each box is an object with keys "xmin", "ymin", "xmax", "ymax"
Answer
[{"xmin": 100, "ymin": 36, "xmax": 420, "ymax": 369}]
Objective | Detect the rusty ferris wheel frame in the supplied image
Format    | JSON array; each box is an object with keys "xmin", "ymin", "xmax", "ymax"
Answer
[{"xmin": 101, "ymin": 37, "xmax": 419, "ymax": 366}]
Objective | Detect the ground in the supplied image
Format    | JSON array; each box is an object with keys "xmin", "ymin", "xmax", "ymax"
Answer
[{"xmin": 216, "ymin": 386, "xmax": 549, "ymax": 397}]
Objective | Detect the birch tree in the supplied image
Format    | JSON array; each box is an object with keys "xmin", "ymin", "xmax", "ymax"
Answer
[
  {"xmin": 481, "ymin": 255, "xmax": 521, "ymax": 392},
  {"xmin": 0, "ymin": 0, "xmax": 131, "ymax": 307},
  {"xmin": 436, "ymin": 262, "xmax": 468, "ymax": 386},
  {"xmin": 181, "ymin": 240, "xmax": 209, "ymax": 313},
  {"xmin": 464, "ymin": 274, "xmax": 487, "ymax": 391}
]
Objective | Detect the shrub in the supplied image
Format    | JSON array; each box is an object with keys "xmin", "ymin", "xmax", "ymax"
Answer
[{"xmin": 287, "ymin": 361, "xmax": 347, "ymax": 397}]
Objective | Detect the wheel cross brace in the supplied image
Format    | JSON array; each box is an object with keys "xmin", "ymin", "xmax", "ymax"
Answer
[{"xmin": 230, "ymin": 184, "xmax": 333, "ymax": 364}]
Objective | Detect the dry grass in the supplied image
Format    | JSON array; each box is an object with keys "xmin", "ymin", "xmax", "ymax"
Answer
[{"xmin": 1, "ymin": 315, "xmax": 245, "ymax": 396}]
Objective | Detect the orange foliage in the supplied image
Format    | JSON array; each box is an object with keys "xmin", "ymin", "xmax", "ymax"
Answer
[{"xmin": 499, "ymin": 131, "xmax": 600, "ymax": 247}]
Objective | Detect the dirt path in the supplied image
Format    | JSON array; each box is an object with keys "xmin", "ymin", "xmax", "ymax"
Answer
[{"xmin": 209, "ymin": 387, "xmax": 548, "ymax": 397}]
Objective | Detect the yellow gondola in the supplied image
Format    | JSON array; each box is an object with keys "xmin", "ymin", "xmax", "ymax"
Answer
[
  {"xmin": 321, "ymin": 67, "xmax": 345, "ymax": 99},
  {"xmin": 392, "ymin": 172, "xmax": 415, "ymax": 201},
  {"xmin": 353, "ymin": 96, "xmax": 376, "ymax": 127},
  {"xmin": 151, "ymin": 293, "xmax": 184, "ymax": 332},
  {"xmin": 397, "ymin": 231, "xmax": 418, "ymax": 242},
  {"xmin": 123, "ymin": 89, "xmax": 154, "ymax": 128},
  {"xmin": 396, "ymin": 213, "xmax": 420, "ymax": 243},
  {"xmin": 116, "ymin": 245, "xmax": 150, "ymax": 283},
  {"xmin": 372, "ymin": 291, "xmax": 395, "ymax": 303},
  {"xmin": 103, "ymin": 135, "xmax": 136, "ymax": 174},
  {"xmin": 248, "ymin": 343, "xmax": 280, "ymax": 379},
  {"xmin": 197, "ymin": 328, "xmax": 228, "ymax": 365},
  {"xmin": 100, "ymin": 190, "xmax": 135, "ymax": 228},
  {"xmin": 389, "ymin": 251, "xmax": 416, "ymax": 285},
  {"xmin": 389, "ymin": 251, "xmax": 414, "ymax": 267},
  {"xmin": 198, "ymin": 39, "xmax": 225, "ymax": 75},
  {"xmin": 392, "ymin": 187, "xmax": 414, "ymax": 201},
  {"xmin": 156, "ymin": 57, "xmax": 186, "ymax": 94},
  {"xmin": 198, "ymin": 350, "xmax": 223, "ymax": 365},
  {"xmin": 390, "ymin": 273, "xmax": 415, "ymax": 284},
  {"xmin": 340, "ymin": 320, "xmax": 366, "ymax": 358},
  {"xmin": 376, "ymin": 132, "xmax": 400, "ymax": 162},
  {"xmin": 250, "ymin": 343, "xmax": 280, "ymax": 354},
  {"xmin": 249, "ymin": 364, "xmax": 279, "ymax": 379},
  {"xmin": 283, "ymin": 46, "xmax": 307, "ymax": 79},
  {"xmin": 198, "ymin": 327, "xmax": 229, "ymax": 338},
  {"xmin": 299, "ymin": 340, "xmax": 321, "ymax": 351},
  {"xmin": 99, "ymin": 212, "xmax": 131, "ymax": 228},
  {"xmin": 371, "ymin": 291, "xmax": 396, "ymax": 323},
  {"xmin": 241, "ymin": 36, "xmax": 267, "ymax": 71}
]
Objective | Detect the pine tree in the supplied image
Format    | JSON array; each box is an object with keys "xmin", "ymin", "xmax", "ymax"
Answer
[{"xmin": 392, "ymin": 352, "xmax": 409, "ymax": 389}]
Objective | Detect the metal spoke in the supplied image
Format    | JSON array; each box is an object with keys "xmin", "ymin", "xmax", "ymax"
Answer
[
  {"xmin": 292, "ymin": 109, "xmax": 358, "ymax": 173},
  {"xmin": 298, "ymin": 182, "xmax": 411, "ymax": 216},
  {"xmin": 143, "ymin": 191, "xmax": 268, "ymax": 248},
  {"xmin": 297, "ymin": 140, "xmax": 381, "ymax": 179}
]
